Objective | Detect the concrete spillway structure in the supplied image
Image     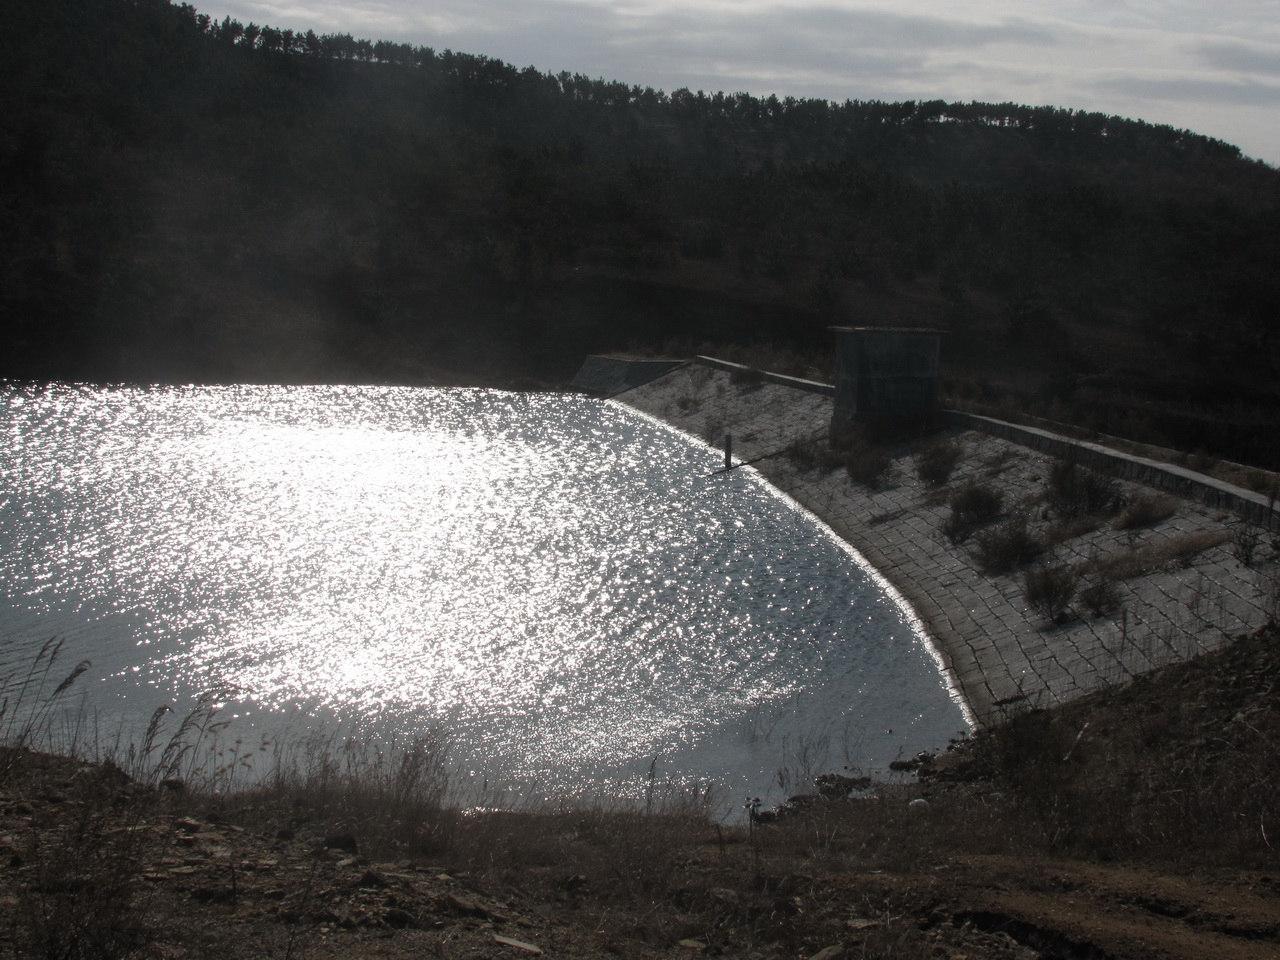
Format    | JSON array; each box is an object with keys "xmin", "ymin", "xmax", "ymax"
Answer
[{"xmin": 570, "ymin": 356, "xmax": 685, "ymax": 397}]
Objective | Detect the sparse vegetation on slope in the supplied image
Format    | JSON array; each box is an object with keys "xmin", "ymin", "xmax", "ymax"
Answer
[{"xmin": 4, "ymin": 0, "xmax": 1280, "ymax": 469}]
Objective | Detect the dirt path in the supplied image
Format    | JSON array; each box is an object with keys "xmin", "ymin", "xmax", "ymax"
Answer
[
  {"xmin": 5, "ymin": 748, "xmax": 1280, "ymax": 959},
  {"xmin": 917, "ymin": 856, "xmax": 1280, "ymax": 960}
]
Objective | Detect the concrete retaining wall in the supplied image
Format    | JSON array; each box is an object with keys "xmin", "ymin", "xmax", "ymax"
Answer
[
  {"xmin": 691, "ymin": 356, "xmax": 835, "ymax": 396},
  {"xmin": 949, "ymin": 411, "xmax": 1280, "ymax": 531}
]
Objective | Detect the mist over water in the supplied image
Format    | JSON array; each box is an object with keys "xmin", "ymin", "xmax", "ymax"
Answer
[{"xmin": 0, "ymin": 384, "xmax": 967, "ymax": 805}]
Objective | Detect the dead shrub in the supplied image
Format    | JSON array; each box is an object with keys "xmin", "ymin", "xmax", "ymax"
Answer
[
  {"xmin": 836, "ymin": 433, "xmax": 892, "ymax": 489},
  {"xmin": 13, "ymin": 783, "xmax": 158, "ymax": 960},
  {"xmin": 1261, "ymin": 567, "xmax": 1280, "ymax": 626},
  {"xmin": 942, "ymin": 482, "xmax": 1004, "ymax": 543},
  {"xmin": 1046, "ymin": 460, "xmax": 1122, "ymax": 519},
  {"xmin": 786, "ymin": 434, "xmax": 844, "ymax": 472},
  {"xmin": 238, "ymin": 733, "xmax": 453, "ymax": 859},
  {"xmin": 972, "ymin": 516, "xmax": 1045, "ymax": 574},
  {"xmin": 1023, "ymin": 564, "xmax": 1078, "ymax": 623},
  {"xmin": 914, "ymin": 439, "xmax": 964, "ymax": 486},
  {"xmin": 1232, "ymin": 524, "xmax": 1262, "ymax": 567},
  {"xmin": 1078, "ymin": 574, "xmax": 1123, "ymax": 617}
]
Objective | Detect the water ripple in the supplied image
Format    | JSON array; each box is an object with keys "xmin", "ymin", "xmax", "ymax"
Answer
[{"xmin": 0, "ymin": 384, "xmax": 967, "ymax": 802}]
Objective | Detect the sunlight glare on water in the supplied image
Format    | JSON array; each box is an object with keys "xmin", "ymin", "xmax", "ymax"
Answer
[{"xmin": 0, "ymin": 384, "xmax": 967, "ymax": 801}]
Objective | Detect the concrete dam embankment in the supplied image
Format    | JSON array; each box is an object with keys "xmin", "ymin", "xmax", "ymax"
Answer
[{"xmin": 606, "ymin": 357, "xmax": 1277, "ymax": 726}]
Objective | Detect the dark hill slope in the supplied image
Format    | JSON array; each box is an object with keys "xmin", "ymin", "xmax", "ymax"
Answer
[{"xmin": 4, "ymin": 0, "xmax": 1280, "ymax": 466}]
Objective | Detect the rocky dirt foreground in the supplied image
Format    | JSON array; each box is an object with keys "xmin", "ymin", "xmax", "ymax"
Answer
[{"xmin": 4, "ymin": 624, "xmax": 1280, "ymax": 959}]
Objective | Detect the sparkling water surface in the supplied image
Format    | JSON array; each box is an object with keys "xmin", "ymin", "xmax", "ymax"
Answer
[{"xmin": 0, "ymin": 383, "xmax": 967, "ymax": 806}]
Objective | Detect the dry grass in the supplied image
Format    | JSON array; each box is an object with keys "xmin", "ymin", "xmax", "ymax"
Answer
[
  {"xmin": 1112, "ymin": 493, "xmax": 1180, "ymax": 530},
  {"xmin": 0, "ymin": 640, "xmax": 92, "ymax": 770},
  {"xmin": 751, "ymin": 783, "xmax": 1041, "ymax": 873},
  {"xmin": 0, "ymin": 652, "xmax": 182, "ymax": 960},
  {"xmin": 1043, "ymin": 512, "xmax": 1106, "ymax": 547},
  {"xmin": 7, "ymin": 761, "xmax": 161, "ymax": 960},
  {"xmin": 1090, "ymin": 530, "xmax": 1230, "ymax": 583},
  {"xmin": 969, "ymin": 626, "xmax": 1280, "ymax": 864},
  {"xmin": 0, "ymin": 650, "xmax": 734, "ymax": 957},
  {"xmin": 220, "ymin": 733, "xmax": 455, "ymax": 859},
  {"xmin": 978, "ymin": 447, "xmax": 1022, "ymax": 479}
]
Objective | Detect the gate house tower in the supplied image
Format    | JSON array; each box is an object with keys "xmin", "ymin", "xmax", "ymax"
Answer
[{"xmin": 830, "ymin": 326, "xmax": 943, "ymax": 438}]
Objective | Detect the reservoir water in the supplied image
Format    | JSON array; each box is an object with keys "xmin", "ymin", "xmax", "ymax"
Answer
[{"xmin": 0, "ymin": 383, "xmax": 967, "ymax": 807}]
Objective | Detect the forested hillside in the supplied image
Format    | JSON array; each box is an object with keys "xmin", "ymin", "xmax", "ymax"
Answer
[{"xmin": 5, "ymin": 0, "xmax": 1280, "ymax": 466}]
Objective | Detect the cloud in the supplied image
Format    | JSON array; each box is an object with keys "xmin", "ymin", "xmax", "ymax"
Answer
[
  {"xmin": 780, "ymin": 6, "xmax": 1060, "ymax": 50},
  {"xmin": 571, "ymin": 3, "xmax": 1064, "ymax": 64},
  {"xmin": 469, "ymin": 2, "xmax": 1068, "ymax": 100},
  {"xmin": 1097, "ymin": 73, "xmax": 1280, "ymax": 110},
  {"xmin": 1195, "ymin": 38, "xmax": 1280, "ymax": 77}
]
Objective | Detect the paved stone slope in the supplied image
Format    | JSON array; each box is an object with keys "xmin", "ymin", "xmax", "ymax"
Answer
[{"xmin": 614, "ymin": 362, "xmax": 1276, "ymax": 726}]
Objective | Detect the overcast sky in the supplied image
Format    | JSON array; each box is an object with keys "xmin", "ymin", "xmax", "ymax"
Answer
[{"xmin": 196, "ymin": 0, "xmax": 1280, "ymax": 166}]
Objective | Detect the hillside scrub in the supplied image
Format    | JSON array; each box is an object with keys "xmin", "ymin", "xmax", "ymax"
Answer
[{"xmin": 6, "ymin": 0, "xmax": 1280, "ymax": 470}]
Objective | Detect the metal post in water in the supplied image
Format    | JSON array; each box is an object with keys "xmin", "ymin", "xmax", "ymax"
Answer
[{"xmin": 724, "ymin": 433, "xmax": 732, "ymax": 471}]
